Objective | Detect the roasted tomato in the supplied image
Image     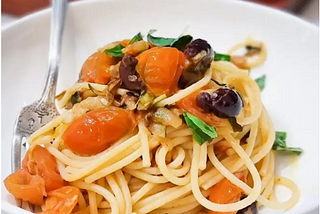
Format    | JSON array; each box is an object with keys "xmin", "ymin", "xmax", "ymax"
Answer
[
  {"xmin": 4, "ymin": 169, "xmax": 46, "ymax": 205},
  {"xmin": 177, "ymin": 90, "xmax": 225, "ymax": 127},
  {"xmin": 22, "ymin": 145, "xmax": 65, "ymax": 192},
  {"xmin": 136, "ymin": 47, "xmax": 185, "ymax": 96},
  {"xmin": 63, "ymin": 107, "xmax": 136, "ymax": 155},
  {"xmin": 209, "ymin": 172, "xmax": 246, "ymax": 214},
  {"xmin": 80, "ymin": 51, "xmax": 117, "ymax": 84},
  {"xmin": 38, "ymin": 186, "xmax": 80, "ymax": 214}
]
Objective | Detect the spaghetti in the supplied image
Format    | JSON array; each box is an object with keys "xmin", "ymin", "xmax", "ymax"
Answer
[{"xmin": 4, "ymin": 33, "xmax": 301, "ymax": 214}]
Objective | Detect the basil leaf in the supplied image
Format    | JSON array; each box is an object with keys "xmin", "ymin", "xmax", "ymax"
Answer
[
  {"xmin": 147, "ymin": 29, "xmax": 193, "ymax": 51},
  {"xmin": 255, "ymin": 75, "xmax": 266, "ymax": 91},
  {"xmin": 184, "ymin": 114, "xmax": 212, "ymax": 144},
  {"xmin": 186, "ymin": 113, "xmax": 217, "ymax": 138},
  {"xmin": 274, "ymin": 132, "xmax": 287, "ymax": 148},
  {"xmin": 228, "ymin": 117, "xmax": 243, "ymax": 132},
  {"xmin": 214, "ymin": 52, "xmax": 231, "ymax": 61},
  {"xmin": 71, "ymin": 91, "xmax": 82, "ymax": 105},
  {"xmin": 130, "ymin": 32, "xmax": 143, "ymax": 44},
  {"xmin": 193, "ymin": 128, "xmax": 213, "ymax": 144},
  {"xmin": 105, "ymin": 44, "xmax": 124, "ymax": 57},
  {"xmin": 183, "ymin": 112, "xmax": 218, "ymax": 145},
  {"xmin": 275, "ymin": 147, "xmax": 304, "ymax": 154},
  {"xmin": 272, "ymin": 131, "xmax": 303, "ymax": 155},
  {"xmin": 147, "ymin": 29, "xmax": 176, "ymax": 47},
  {"xmin": 172, "ymin": 35, "xmax": 193, "ymax": 51}
]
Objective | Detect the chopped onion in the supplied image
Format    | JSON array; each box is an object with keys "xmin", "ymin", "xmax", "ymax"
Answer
[
  {"xmin": 116, "ymin": 88, "xmax": 130, "ymax": 96},
  {"xmin": 152, "ymin": 107, "xmax": 182, "ymax": 128},
  {"xmin": 148, "ymin": 123, "xmax": 166, "ymax": 138},
  {"xmin": 138, "ymin": 91, "xmax": 154, "ymax": 110}
]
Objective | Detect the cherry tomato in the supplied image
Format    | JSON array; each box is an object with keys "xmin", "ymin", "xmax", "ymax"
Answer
[
  {"xmin": 23, "ymin": 145, "xmax": 65, "ymax": 192},
  {"xmin": 208, "ymin": 173, "xmax": 246, "ymax": 214},
  {"xmin": 38, "ymin": 186, "xmax": 80, "ymax": 214},
  {"xmin": 176, "ymin": 90, "xmax": 225, "ymax": 127},
  {"xmin": 63, "ymin": 107, "xmax": 136, "ymax": 155},
  {"xmin": 136, "ymin": 47, "xmax": 185, "ymax": 96},
  {"xmin": 4, "ymin": 169, "xmax": 46, "ymax": 205},
  {"xmin": 80, "ymin": 52, "xmax": 117, "ymax": 84}
]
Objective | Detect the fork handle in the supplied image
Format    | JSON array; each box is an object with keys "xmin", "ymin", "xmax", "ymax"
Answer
[
  {"xmin": 40, "ymin": 0, "xmax": 68, "ymax": 103},
  {"xmin": 11, "ymin": 135, "xmax": 22, "ymax": 172}
]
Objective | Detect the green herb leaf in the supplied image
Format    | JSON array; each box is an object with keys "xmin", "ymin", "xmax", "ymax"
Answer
[
  {"xmin": 104, "ymin": 44, "xmax": 124, "ymax": 57},
  {"xmin": 274, "ymin": 132, "xmax": 287, "ymax": 147},
  {"xmin": 147, "ymin": 29, "xmax": 192, "ymax": 50},
  {"xmin": 214, "ymin": 52, "xmax": 231, "ymax": 61},
  {"xmin": 147, "ymin": 29, "xmax": 177, "ymax": 47},
  {"xmin": 129, "ymin": 32, "xmax": 143, "ymax": 44},
  {"xmin": 184, "ymin": 115, "xmax": 212, "ymax": 144},
  {"xmin": 22, "ymin": 142, "xmax": 26, "ymax": 147},
  {"xmin": 272, "ymin": 131, "xmax": 303, "ymax": 154},
  {"xmin": 187, "ymin": 113, "xmax": 217, "ymax": 138},
  {"xmin": 172, "ymin": 35, "xmax": 193, "ymax": 51},
  {"xmin": 71, "ymin": 91, "xmax": 82, "ymax": 105},
  {"xmin": 274, "ymin": 147, "xmax": 304, "ymax": 154},
  {"xmin": 182, "ymin": 112, "xmax": 218, "ymax": 145},
  {"xmin": 228, "ymin": 117, "xmax": 243, "ymax": 132},
  {"xmin": 255, "ymin": 75, "xmax": 266, "ymax": 91}
]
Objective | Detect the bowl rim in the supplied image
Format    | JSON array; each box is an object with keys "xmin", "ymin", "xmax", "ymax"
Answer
[
  {"xmin": 1, "ymin": 0, "xmax": 319, "ymax": 213},
  {"xmin": 1, "ymin": 0, "xmax": 319, "ymax": 34}
]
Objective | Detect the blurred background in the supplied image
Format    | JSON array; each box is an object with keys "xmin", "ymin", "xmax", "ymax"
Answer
[{"xmin": 1, "ymin": 0, "xmax": 319, "ymax": 27}]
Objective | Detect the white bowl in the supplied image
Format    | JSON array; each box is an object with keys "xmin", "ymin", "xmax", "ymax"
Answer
[{"xmin": 1, "ymin": 0, "xmax": 319, "ymax": 213}]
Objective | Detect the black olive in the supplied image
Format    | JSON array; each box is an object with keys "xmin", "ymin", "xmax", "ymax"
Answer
[
  {"xmin": 184, "ymin": 39, "xmax": 212, "ymax": 58},
  {"xmin": 178, "ymin": 72, "xmax": 202, "ymax": 89},
  {"xmin": 196, "ymin": 88, "xmax": 243, "ymax": 118},
  {"xmin": 179, "ymin": 39, "xmax": 214, "ymax": 89},
  {"xmin": 195, "ymin": 91, "xmax": 213, "ymax": 112},
  {"xmin": 119, "ymin": 56, "xmax": 145, "ymax": 91}
]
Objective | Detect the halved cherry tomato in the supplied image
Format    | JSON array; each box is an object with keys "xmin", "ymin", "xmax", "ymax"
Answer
[
  {"xmin": 136, "ymin": 47, "xmax": 185, "ymax": 96},
  {"xmin": 4, "ymin": 169, "xmax": 46, "ymax": 205},
  {"xmin": 177, "ymin": 90, "xmax": 225, "ymax": 127},
  {"xmin": 22, "ymin": 145, "xmax": 65, "ymax": 192},
  {"xmin": 208, "ymin": 172, "xmax": 246, "ymax": 214},
  {"xmin": 38, "ymin": 186, "xmax": 80, "ymax": 214},
  {"xmin": 80, "ymin": 52, "xmax": 117, "ymax": 84},
  {"xmin": 63, "ymin": 107, "xmax": 136, "ymax": 155}
]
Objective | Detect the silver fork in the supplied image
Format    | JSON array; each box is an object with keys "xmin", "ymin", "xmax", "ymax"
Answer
[{"xmin": 11, "ymin": 0, "xmax": 68, "ymax": 174}]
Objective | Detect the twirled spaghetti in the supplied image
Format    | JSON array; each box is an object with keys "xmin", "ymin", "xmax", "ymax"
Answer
[{"xmin": 4, "ymin": 32, "xmax": 301, "ymax": 214}]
